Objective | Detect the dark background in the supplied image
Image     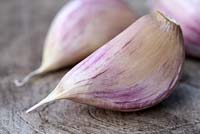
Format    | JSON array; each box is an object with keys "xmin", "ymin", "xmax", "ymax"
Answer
[{"xmin": 0, "ymin": 0, "xmax": 200, "ymax": 133}]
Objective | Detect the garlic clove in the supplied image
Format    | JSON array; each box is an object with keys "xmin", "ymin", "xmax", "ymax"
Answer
[
  {"xmin": 15, "ymin": 0, "xmax": 137, "ymax": 87},
  {"xmin": 150, "ymin": 0, "xmax": 200, "ymax": 58},
  {"xmin": 26, "ymin": 11, "xmax": 185, "ymax": 113}
]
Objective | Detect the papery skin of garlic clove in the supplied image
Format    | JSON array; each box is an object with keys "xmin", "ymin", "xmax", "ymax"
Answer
[
  {"xmin": 14, "ymin": 0, "xmax": 137, "ymax": 87},
  {"xmin": 151, "ymin": 0, "xmax": 200, "ymax": 58},
  {"xmin": 26, "ymin": 11, "xmax": 185, "ymax": 113}
]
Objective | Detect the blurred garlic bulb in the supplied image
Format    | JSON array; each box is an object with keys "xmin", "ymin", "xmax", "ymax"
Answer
[
  {"xmin": 151, "ymin": 0, "xmax": 200, "ymax": 58},
  {"xmin": 26, "ymin": 11, "xmax": 185, "ymax": 113},
  {"xmin": 14, "ymin": 0, "xmax": 137, "ymax": 87}
]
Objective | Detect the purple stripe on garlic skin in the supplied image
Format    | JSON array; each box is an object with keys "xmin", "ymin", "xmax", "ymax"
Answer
[{"xmin": 26, "ymin": 12, "xmax": 184, "ymax": 113}]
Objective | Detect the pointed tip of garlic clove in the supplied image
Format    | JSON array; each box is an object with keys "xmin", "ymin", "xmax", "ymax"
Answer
[
  {"xmin": 26, "ymin": 84, "xmax": 67, "ymax": 113},
  {"xmin": 26, "ymin": 100, "xmax": 45, "ymax": 113},
  {"xmin": 14, "ymin": 80, "xmax": 25, "ymax": 87},
  {"xmin": 26, "ymin": 95, "xmax": 54, "ymax": 113},
  {"xmin": 14, "ymin": 69, "xmax": 43, "ymax": 87}
]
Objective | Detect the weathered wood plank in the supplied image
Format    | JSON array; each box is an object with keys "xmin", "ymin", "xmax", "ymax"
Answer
[{"xmin": 0, "ymin": 0, "xmax": 200, "ymax": 133}]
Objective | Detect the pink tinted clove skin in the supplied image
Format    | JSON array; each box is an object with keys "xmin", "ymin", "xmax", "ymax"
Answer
[
  {"xmin": 151, "ymin": 0, "xmax": 200, "ymax": 58},
  {"xmin": 26, "ymin": 11, "xmax": 185, "ymax": 113},
  {"xmin": 14, "ymin": 0, "xmax": 137, "ymax": 87}
]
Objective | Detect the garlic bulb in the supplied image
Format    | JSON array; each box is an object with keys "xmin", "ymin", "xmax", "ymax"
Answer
[
  {"xmin": 14, "ymin": 0, "xmax": 136, "ymax": 87},
  {"xmin": 151, "ymin": 0, "xmax": 200, "ymax": 58},
  {"xmin": 26, "ymin": 11, "xmax": 184, "ymax": 113}
]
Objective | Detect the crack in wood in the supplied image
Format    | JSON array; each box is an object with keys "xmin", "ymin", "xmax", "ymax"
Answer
[
  {"xmin": 16, "ymin": 113, "xmax": 45, "ymax": 134},
  {"xmin": 38, "ymin": 111, "xmax": 74, "ymax": 133}
]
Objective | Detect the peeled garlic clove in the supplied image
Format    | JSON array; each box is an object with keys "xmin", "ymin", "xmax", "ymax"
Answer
[
  {"xmin": 151, "ymin": 0, "xmax": 200, "ymax": 58},
  {"xmin": 26, "ymin": 11, "xmax": 184, "ymax": 113},
  {"xmin": 14, "ymin": 0, "xmax": 137, "ymax": 87}
]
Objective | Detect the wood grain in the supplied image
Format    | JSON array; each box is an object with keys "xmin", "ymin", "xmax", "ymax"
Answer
[{"xmin": 0, "ymin": 0, "xmax": 200, "ymax": 133}]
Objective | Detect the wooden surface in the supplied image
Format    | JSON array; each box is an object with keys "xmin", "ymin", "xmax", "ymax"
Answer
[{"xmin": 0, "ymin": 0, "xmax": 200, "ymax": 133}]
